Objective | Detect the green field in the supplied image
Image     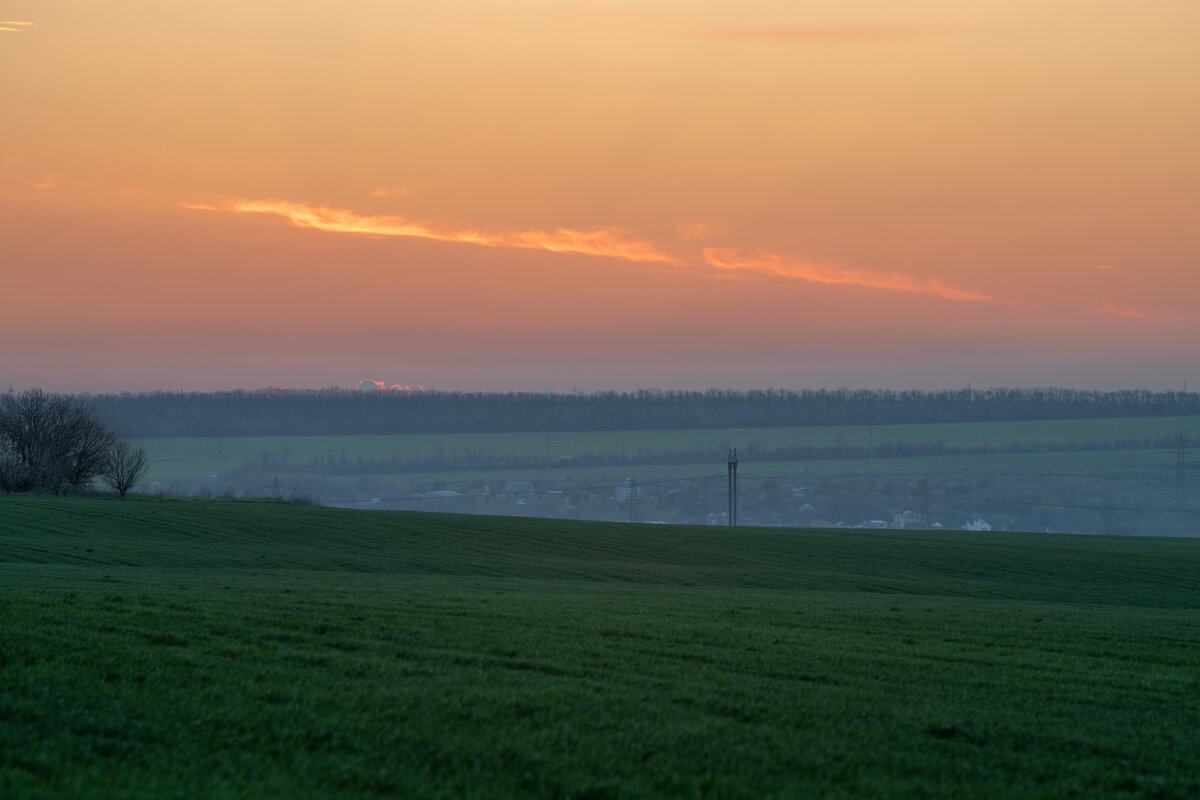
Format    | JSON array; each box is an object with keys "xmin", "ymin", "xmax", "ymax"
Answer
[
  {"xmin": 134, "ymin": 415, "xmax": 1200, "ymax": 483},
  {"xmin": 3, "ymin": 497, "xmax": 1199, "ymax": 797}
]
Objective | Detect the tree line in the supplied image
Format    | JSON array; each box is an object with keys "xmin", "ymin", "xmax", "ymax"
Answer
[
  {"xmin": 79, "ymin": 387, "xmax": 1200, "ymax": 438},
  {"xmin": 0, "ymin": 390, "xmax": 148, "ymax": 496}
]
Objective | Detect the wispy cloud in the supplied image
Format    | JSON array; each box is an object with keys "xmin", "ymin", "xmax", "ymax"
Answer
[
  {"xmin": 675, "ymin": 222, "xmax": 711, "ymax": 242},
  {"xmin": 182, "ymin": 197, "xmax": 1007, "ymax": 301},
  {"xmin": 0, "ymin": 20, "xmax": 35, "ymax": 33},
  {"xmin": 1088, "ymin": 302, "xmax": 1195, "ymax": 323},
  {"xmin": 368, "ymin": 187, "xmax": 412, "ymax": 199},
  {"xmin": 32, "ymin": 172, "xmax": 57, "ymax": 190},
  {"xmin": 662, "ymin": 24, "xmax": 923, "ymax": 43},
  {"xmin": 183, "ymin": 198, "xmax": 683, "ymax": 265},
  {"xmin": 703, "ymin": 248, "xmax": 992, "ymax": 303}
]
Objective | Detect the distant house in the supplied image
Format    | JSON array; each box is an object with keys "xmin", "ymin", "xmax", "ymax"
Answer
[
  {"xmin": 892, "ymin": 510, "xmax": 927, "ymax": 529},
  {"xmin": 615, "ymin": 478, "xmax": 639, "ymax": 503},
  {"xmin": 964, "ymin": 518, "xmax": 992, "ymax": 532},
  {"xmin": 503, "ymin": 481, "xmax": 536, "ymax": 503}
]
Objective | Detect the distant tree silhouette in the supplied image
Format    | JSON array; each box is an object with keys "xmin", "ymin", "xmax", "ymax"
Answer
[
  {"xmin": 82, "ymin": 386, "xmax": 1200, "ymax": 438},
  {"xmin": 0, "ymin": 389, "xmax": 122, "ymax": 494},
  {"xmin": 101, "ymin": 440, "xmax": 149, "ymax": 498}
]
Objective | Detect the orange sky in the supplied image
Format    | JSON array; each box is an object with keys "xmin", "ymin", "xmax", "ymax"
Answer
[{"xmin": 2, "ymin": 1, "xmax": 1198, "ymax": 391}]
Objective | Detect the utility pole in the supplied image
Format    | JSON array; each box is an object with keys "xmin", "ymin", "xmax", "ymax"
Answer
[{"xmin": 727, "ymin": 447, "xmax": 739, "ymax": 526}]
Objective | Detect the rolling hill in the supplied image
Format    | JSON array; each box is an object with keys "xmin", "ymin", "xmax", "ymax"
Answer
[{"xmin": 2, "ymin": 496, "xmax": 1198, "ymax": 797}]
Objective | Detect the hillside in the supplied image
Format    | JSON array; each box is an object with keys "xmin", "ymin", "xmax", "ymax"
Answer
[{"xmin": 2, "ymin": 497, "xmax": 1199, "ymax": 797}]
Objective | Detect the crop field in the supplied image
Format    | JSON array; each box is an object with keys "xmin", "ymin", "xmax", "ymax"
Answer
[
  {"xmin": 3, "ymin": 497, "xmax": 1199, "ymax": 797},
  {"xmin": 132, "ymin": 415, "xmax": 1200, "ymax": 484}
]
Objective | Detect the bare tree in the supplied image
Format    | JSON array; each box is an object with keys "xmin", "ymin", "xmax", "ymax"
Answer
[
  {"xmin": 0, "ymin": 389, "xmax": 118, "ymax": 494},
  {"xmin": 63, "ymin": 415, "xmax": 118, "ymax": 491},
  {"xmin": 0, "ymin": 438, "xmax": 25, "ymax": 493},
  {"xmin": 101, "ymin": 440, "xmax": 149, "ymax": 497}
]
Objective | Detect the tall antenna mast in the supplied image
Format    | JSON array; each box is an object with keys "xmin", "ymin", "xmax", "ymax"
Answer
[{"xmin": 727, "ymin": 447, "xmax": 739, "ymax": 527}]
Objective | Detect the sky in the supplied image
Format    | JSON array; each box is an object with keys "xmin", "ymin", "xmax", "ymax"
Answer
[{"xmin": 2, "ymin": 1, "xmax": 1197, "ymax": 393}]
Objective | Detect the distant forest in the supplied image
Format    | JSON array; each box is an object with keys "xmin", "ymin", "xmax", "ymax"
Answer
[{"xmin": 80, "ymin": 388, "xmax": 1200, "ymax": 438}]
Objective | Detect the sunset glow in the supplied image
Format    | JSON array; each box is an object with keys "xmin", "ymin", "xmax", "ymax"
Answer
[{"xmin": 2, "ymin": 1, "xmax": 1197, "ymax": 391}]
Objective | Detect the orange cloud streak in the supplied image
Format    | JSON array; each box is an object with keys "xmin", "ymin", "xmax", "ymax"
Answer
[
  {"xmin": 703, "ymin": 248, "xmax": 992, "ymax": 303},
  {"xmin": 184, "ymin": 199, "xmax": 1000, "ymax": 303},
  {"xmin": 368, "ymin": 187, "xmax": 411, "ymax": 199},
  {"xmin": 1088, "ymin": 303, "xmax": 1196, "ymax": 323},
  {"xmin": 183, "ymin": 198, "xmax": 682, "ymax": 265}
]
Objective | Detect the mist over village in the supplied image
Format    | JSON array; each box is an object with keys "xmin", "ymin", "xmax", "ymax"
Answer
[{"xmin": 2, "ymin": 2, "xmax": 1198, "ymax": 798}]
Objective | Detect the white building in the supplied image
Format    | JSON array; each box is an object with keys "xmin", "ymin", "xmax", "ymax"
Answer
[{"xmin": 892, "ymin": 510, "xmax": 927, "ymax": 529}]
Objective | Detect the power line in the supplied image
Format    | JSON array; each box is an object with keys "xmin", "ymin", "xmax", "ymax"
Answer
[
  {"xmin": 363, "ymin": 473, "xmax": 729, "ymax": 504},
  {"xmin": 356, "ymin": 467, "xmax": 1200, "ymax": 518},
  {"xmin": 742, "ymin": 474, "xmax": 1200, "ymax": 516},
  {"xmin": 148, "ymin": 447, "xmax": 1200, "ymax": 519}
]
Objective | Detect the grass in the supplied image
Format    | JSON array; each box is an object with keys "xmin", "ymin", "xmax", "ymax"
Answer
[
  {"xmin": 3, "ymin": 496, "xmax": 1200, "ymax": 797},
  {"xmin": 133, "ymin": 415, "xmax": 1200, "ymax": 483}
]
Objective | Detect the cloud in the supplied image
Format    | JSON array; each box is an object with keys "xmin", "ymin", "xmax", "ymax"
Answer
[
  {"xmin": 183, "ymin": 198, "xmax": 684, "ymax": 265},
  {"xmin": 0, "ymin": 21, "xmax": 35, "ymax": 32},
  {"xmin": 663, "ymin": 24, "xmax": 923, "ymax": 43},
  {"xmin": 32, "ymin": 173, "xmax": 57, "ymax": 190},
  {"xmin": 675, "ymin": 222, "xmax": 711, "ymax": 242},
  {"xmin": 183, "ymin": 197, "xmax": 998, "ymax": 302},
  {"xmin": 368, "ymin": 187, "xmax": 412, "ymax": 199},
  {"xmin": 1088, "ymin": 303, "xmax": 1195, "ymax": 323},
  {"xmin": 357, "ymin": 379, "xmax": 424, "ymax": 393},
  {"xmin": 703, "ymin": 248, "xmax": 993, "ymax": 303}
]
